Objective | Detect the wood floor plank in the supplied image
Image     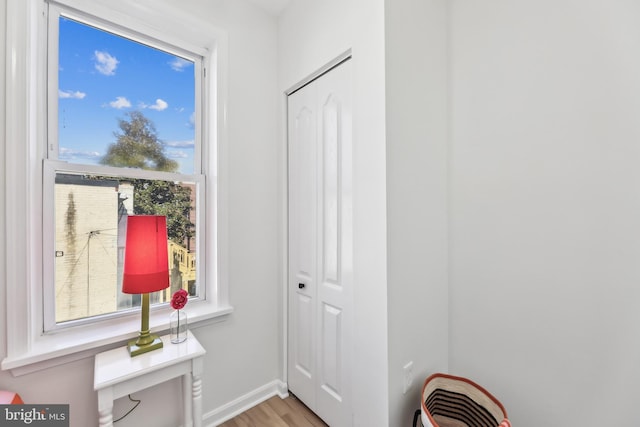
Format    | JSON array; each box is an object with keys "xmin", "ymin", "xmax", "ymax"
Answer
[
  {"xmin": 246, "ymin": 404, "xmax": 289, "ymax": 427},
  {"xmin": 218, "ymin": 395, "xmax": 328, "ymax": 427},
  {"xmin": 265, "ymin": 396, "xmax": 290, "ymax": 417},
  {"xmin": 283, "ymin": 396, "xmax": 328, "ymax": 427},
  {"xmin": 281, "ymin": 412, "xmax": 317, "ymax": 427}
]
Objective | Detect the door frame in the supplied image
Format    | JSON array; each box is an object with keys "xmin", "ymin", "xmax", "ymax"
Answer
[{"xmin": 281, "ymin": 49, "xmax": 352, "ymax": 393}]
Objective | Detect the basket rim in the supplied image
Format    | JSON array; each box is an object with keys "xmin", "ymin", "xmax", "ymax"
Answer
[{"xmin": 420, "ymin": 372, "xmax": 509, "ymax": 426}]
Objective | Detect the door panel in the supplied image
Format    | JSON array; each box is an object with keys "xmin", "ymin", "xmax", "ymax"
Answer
[
  {"xmin": 288, "ymin": 84, "xmax": 318, "ymax": 408},
  {"xmin": 295, "ymin": 293, "xmax": 314, "ymax": 377},
  {"xmin": 322, "ymin": 94, "xmax": 340, "ymax": 284},
  {"xmin": 315, "ymin": 60, "xmax": 352, "ymax": 427},
  {"xmin": 288, "ymin": 59, "xmax": 352, "ymax": 427},
  {"xmin": 321, "ymin": 302, "xmax": 342, "ymax": 399},
  {"xmin": 295, "ymin": 106, "xmax": 316, "ymax": 280}
]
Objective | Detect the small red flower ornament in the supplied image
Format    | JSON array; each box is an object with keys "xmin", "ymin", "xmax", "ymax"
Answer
[{"xmin": 171, "ymin": 289, "xmax": 189, "ymax": 310}]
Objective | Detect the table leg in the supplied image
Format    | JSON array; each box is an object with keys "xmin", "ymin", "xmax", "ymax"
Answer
[
  {"xmin": 97, "ymin": 388, "xmax": 114, "ymax": 427},
  {"xmin": 183, "ymin": 373, "xmax": 193, "ymax": 427},
  {"xmin": 98, "ymin": 408, "xmax": 113, "ymax": 427},
  {"xmin": 192, "ymin": 373, "xmax": 203, "ymax": 427}
]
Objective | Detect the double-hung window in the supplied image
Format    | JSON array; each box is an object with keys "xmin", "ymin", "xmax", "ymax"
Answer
[
  {"xmin": 2, "ymin": 0, "xmax": 230, "ymax": 373},
  {"xmin": 46, "ymin": 6, "xmax": 205, "ymax": 330}
]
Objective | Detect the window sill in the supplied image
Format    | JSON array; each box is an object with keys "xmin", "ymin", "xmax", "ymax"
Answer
[{"xmin": 1, "ymin": 303, "xmax": 233, "ymax": 377}]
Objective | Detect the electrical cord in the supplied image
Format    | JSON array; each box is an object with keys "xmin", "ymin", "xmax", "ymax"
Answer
[{"xmin": 114, "ymin": 394, "xmax": 141, "ymax": 423}]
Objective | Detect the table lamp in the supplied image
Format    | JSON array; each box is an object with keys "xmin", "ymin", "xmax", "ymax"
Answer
[{"xmin": 122, "ymin": 215, "xmax": 170, "ymax": 357}]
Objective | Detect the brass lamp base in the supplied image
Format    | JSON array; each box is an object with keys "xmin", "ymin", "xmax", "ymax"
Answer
[
  {"xmin": 127, "ymin": 292, "xmax": 163, "ymax": 357},
  {"xmin": 127, "ymin": 334, "xmax": 163, "ymax": 357}
]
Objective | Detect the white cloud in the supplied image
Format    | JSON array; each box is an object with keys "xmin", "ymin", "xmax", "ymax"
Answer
[
  {"xmin": 94, "ymin": 50, "xmax": 119, "ymax": 76},
  {"xmin": 169, "ymin": 57, "xmax": 192, "ymax": 72},
  {"xmin": 109, "ymin": 96, "xmax": 131, "ymax": 109},
  {"xmin": 148, "ymin": 99, "xmax": 168, "ymax": 111},
  {"xmin": 59, "ymin": 147, "xmax": 102, "ymax": 160},
  {"xmin": 165, "ymin": 140, "xmax": 195, "ymax": 148},
  {"xmin": 168, "ymin": 150, "xmax": 189, "ymax": 159},
  {"xmin": 59, "ymin": 89, "xmax": 86, "ymax": 99}
]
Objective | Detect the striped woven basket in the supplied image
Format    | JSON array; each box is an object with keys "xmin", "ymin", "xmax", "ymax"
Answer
[{"xmin": 418, "ymin": 373, "xmax": 511, "ymax": 427}]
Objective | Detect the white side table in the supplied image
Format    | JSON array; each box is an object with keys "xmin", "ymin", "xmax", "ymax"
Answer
[{"xmin": 94, "ymin": 330, "xmax": 206, "ymax": 427}]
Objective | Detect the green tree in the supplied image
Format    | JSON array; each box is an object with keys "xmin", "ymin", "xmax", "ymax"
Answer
[
  {"xmin": 100, "ymin": 111, "xmax": 179, "ymax": 172},
  {"xmin": 132, "ymin": 179, "xmax": 194, "ymax": 245},
  {"xmin": 101, "ymin": 111, "xmax": 194, "ymax": 245}
]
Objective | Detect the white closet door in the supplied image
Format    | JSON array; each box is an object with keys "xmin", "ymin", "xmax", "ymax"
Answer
[
  {"xmin": 288, "ymin": 73, "xmax": 318, "ymax": 409},
  {"xmin": 288, "ymin": 59, "xmax": 353, "ymax": 427}
]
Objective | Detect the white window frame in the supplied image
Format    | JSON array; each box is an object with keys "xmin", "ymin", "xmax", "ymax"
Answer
[
  {"xmin": 45, "ymin": 3, "xmax": 205, "ymax": 332},
  {"xmin": 2, "ymin": 0, "xmax": 232, "ymax": 375},
  {"xmin": 42, "ymin": 162, "xmax": 206, "ymax": 332}
]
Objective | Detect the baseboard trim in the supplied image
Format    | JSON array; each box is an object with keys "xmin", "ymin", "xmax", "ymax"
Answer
[{"xmin": 205, "ymin": 380, "xmax": 289, "ymax": 426}]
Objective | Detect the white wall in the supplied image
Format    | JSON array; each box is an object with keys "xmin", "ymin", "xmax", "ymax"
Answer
[
  {"xmin": 183, "ymin": 0, "xmax": 282, "ymax": 418},
  {"xmin": 385, "ymin": 0, "xmax": 449, "ymax": 425},
  {"xmin": 279, "ymin": 1, "xmax": 450, "ymax": 425},
  {"xmin": 277, "ymin": 0, "xmax": 352, "ymax": 89},
  {"xmin": 0, "ymin": 1, "xmax": 282, "ymax": 426},
  {"xmin": 450, "ymin": 0, "xmax": 640, "ymax": 425},
  {"xmin": 279, "ymin": 0, "xmax": 391, "ymax": 425}
]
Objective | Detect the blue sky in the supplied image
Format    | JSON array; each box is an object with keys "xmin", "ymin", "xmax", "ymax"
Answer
[{"xmin": 58, "ymin": 17, "xmax": 196, "ymax": 174}]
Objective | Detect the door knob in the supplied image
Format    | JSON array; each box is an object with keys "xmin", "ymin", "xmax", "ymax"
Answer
[{"xmin": 298, "ymin": 283, "xmax": 305, "ymax": 289}]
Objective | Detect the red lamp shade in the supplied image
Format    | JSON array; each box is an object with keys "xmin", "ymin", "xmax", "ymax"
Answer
[{"xmin": 122, "ymin": 215, "xmax": 170, "ymax": 294}]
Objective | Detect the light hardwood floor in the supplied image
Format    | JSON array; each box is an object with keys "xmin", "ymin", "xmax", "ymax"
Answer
[{"xmin": 218, "ymin": 395, "xmax": 329, "ymax": 427}]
